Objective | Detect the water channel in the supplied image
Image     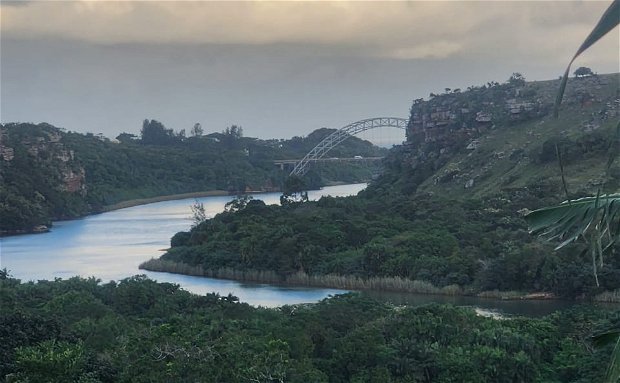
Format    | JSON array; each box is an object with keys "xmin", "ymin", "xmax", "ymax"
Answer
[{"xmin": 0, "ymin": 183, "xmax": 610, "ymax": 315}]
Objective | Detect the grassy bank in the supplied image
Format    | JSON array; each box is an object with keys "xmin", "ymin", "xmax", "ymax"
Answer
[
  {"xmin": 594, "ymin": 289, "xmax": 620, "ymax": 303},
  {"xmin": 140, "ymin": 258, "xmax": 495, "ymax": 298},
  {"xmin": 139, "ymin": 258, "xmax": 463, "ymax": 294},
  {"xmin": 139, "ymin": 258, "xmax": 620, "ymax": 303}
]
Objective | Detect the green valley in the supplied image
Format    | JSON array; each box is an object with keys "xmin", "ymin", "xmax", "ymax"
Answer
[
  {"xmin": 143, "ymin": 73, "xmax": 620, "ymax": 301},
  {"xmin": 3, "ymin": 1, "xmax": 620, "ymax": 382}
]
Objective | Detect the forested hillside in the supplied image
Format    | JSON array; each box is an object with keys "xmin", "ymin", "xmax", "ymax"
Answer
[
  {"xmin": 147, "ymin": 73, "xmax": 620, "ymax": 300},
  {"xmin": 0, "ymin": 121, "xmax": 386, "ymax": 234}
]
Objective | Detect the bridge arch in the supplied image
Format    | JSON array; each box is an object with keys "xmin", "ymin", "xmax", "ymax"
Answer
[{"xmin": 290, "ymin": 117, "xmax": 407, "ymax": 177}]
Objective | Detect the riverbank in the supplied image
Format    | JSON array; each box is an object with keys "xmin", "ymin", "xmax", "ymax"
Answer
[
  {"xmin": 139, "ymin": 258, "xmax": 619, "ymax": 303},
  {"xmin": 1, "ymin": 190, "xmax": 234, "ymax": 237},
  {"xmin": 322, "ymin": 179, "xmax": 370, "ymax": 187},
  {"xmin": 100, "ymin": 182, "xmax": 367, "ymax": 213},
  {"xmin": 139, "ymin": 259, "xmax": 464, "ymax": 295},
  {"xmin": 3, "ymin": 181, "xmax": 365, "ymax": 237},
  {"xmin": 102, "ymin": 190, "xmax": 232, "ymax": 212},
  {"xmin": 1, "ymin": 188, "xmax": 279, "ymax": 237}
]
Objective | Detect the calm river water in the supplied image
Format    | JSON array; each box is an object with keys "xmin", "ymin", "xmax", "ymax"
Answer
[{"xmin": 0, "ymin": 183, "xmax": 612, "ymax": 315}]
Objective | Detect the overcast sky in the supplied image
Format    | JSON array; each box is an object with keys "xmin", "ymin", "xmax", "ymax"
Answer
[{"xmin": 1, "ymin": 1, "xmax": 618, "ymax": 144}]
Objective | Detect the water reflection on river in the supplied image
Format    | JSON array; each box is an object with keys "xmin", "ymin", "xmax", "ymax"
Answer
[{"xmin": 1, "ymin": 184, "xmax": 364, "ymax": 307}]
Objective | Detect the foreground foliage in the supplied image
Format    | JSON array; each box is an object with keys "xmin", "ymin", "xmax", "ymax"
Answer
[{"xmin": 0, "ymin": 272, "xmax": 616, "ymax": 382}]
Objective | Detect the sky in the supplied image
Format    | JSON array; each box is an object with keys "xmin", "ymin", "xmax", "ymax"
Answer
[{"xmin": 1, "ymin": 1, "xmax": 618, "ymax": 145}]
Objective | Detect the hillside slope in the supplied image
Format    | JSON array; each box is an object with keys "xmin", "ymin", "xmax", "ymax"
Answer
[{"xmin": 149, "ymin": 73, "xmax": 620, "ymax": 299}]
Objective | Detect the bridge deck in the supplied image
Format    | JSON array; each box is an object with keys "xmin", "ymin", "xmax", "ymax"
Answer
[{"xmin": 274, "ymin": 156, "xmax": 384, "ymax": 165}]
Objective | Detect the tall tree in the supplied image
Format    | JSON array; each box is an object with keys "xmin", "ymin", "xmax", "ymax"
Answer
[
  {"xmin": 140, "ymin": 119, "xmax": 176, "ymax": 145},
  {"xmin": 574, "ymin": 66, "xmax": 594, "ymax": 78},
  {"xmin": 191, "ymin": 123, "xmax": 203, "ymax": 137}
]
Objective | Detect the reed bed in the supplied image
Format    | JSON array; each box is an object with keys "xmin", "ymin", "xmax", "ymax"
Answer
[
  {"xmin": 140, "ymin": 259, "xmax": 464, "ymax": 295},
  {"xmin": 139, "ymin": 259, "xmax": 282, "ymax": 284},
  {"xmin": 286, "ymin": 272, "xmax": 463, "ymax": 295},
  {"xmin": 141, "ymin": 259, "xmax": 620, "ymax": 302},
  {"xmin": 593, "ymin": 289, "xmax": 620, "ymax": 303}
]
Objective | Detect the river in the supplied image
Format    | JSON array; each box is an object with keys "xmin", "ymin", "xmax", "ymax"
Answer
[
  {"xmin": 0, "ymin": 183, "xmax": 610, "ymax": 315},
  {"xmin": 1, "ymin": 184, "xmax": 364, "ymax": 307}
]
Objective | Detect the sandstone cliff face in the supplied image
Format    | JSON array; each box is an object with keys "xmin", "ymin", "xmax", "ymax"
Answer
[
  {"xmin": 398, "ymin": 74, "xmax": 619, "ymax": 196},
  {"xmin": 0, "ymin": 124, "xmax": 87, "ymax": 196},
  {"xmin": 0, "ymin": 123, "xmax": 92, "ymax": 232},
  {"xmin": 62, "ymin": 168, "xmax": 86, "ymax": 193},
  {"xmin": 406, "ymin": 79, "xmax": 549, "ymax": 152},
  {"xmin": 406, "ymin": 75, "xmax": 617, "ymax": 153}
]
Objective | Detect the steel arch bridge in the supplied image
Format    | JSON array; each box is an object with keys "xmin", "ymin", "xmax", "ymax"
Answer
[{"xmin": 290, "ymin": 117, "xmax": 407, "ymax": 177}]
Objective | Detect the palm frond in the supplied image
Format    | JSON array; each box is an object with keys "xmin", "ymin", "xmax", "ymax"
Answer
[
  {"xmin": 554, "ymin": 0, "xmax": 620, "ymax": 117},
  {"xmin": 525, "ymin": 194, "xmax": 620, "ymax": 286},
  {"xmin": 525, "ymin": 194, "xmax": 620, "ymax": 248}
]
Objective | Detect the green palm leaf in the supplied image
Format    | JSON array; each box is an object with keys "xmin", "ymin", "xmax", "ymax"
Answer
[
  {"xmin": 554, "ymin": 0, "xmax": 620, "ymax": 117},
  {"xmin": 525, "ymin": 194, "xmax": 620, "ymax": 286},
  {"xmin": 525, "ymin": 194, "xmax": 620, "ymax": 248}
]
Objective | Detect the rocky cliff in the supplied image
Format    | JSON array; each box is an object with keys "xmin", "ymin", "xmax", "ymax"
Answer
[
  {"xmin": 384, "ymin": 73, "xmax": 619, "ymax": 200},
  {"xmin": 1, "ymin": 125, "xmax": 87, "ymax": 195},
  {"xmin": 0, "ymin": 124, "xmax": 89, "ymax": 233}
]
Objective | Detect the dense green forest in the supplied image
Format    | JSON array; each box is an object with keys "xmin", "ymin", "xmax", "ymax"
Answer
[
  {"xmin": 1, "ymin": 271, "xmax": 616, "ymax": 382},
  {"xmin": 0, "ymin": 121, "xmax": 386, "ymax": 234},
  {"xmin": 145, "ymin": 159, "xmax": 620, "ymax": 299},
  {"xmin": 144, "ymin": 73, "xmax": 620, "ymax": 300}
]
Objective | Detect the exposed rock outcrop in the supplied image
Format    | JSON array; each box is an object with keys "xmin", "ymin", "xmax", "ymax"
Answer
[
  {"xmin": 0, "ymin": 124, "xmax": 87, "ymax": 196},
  {"xmin": 398, "ymin": 73, "xmax": 619, "ymax": 195}
]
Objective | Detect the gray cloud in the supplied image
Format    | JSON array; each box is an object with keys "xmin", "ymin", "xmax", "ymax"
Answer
[
  {"xmin": 1, "ymin": 1, "xmax": 618, "ymax": 141},
  {"xmin": 2, "ymin": 1, "xmax": 615, "ymax": 59}
]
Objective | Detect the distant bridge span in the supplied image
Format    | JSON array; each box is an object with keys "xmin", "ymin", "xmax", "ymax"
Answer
[
  {"xmin": 274, "ymin": 156, "xmax": 384, "ymax": 168},
  {"xmin": 290, "ymin": 117, "xmax": 407, "ymax": 177}
]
